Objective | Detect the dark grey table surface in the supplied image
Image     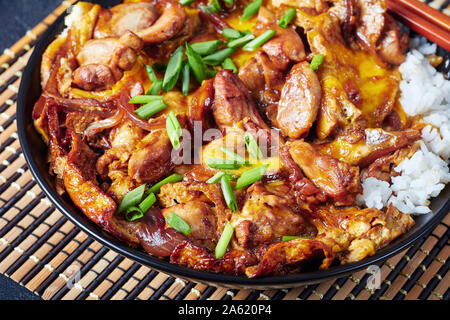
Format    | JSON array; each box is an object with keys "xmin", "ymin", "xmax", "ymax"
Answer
[{"xmin": 0, "ymin": 0, "xmax": 62, "ymax": 300}]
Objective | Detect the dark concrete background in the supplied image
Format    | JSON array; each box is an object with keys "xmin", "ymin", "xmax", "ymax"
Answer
[{"xmin": 0, "ymin": 0, "xmax": 61, "ymax": 300}]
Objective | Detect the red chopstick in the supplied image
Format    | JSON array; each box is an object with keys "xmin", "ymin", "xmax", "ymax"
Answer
[
  {"xmin": 392, "ymin": 0, "xmax": 450, "ymax": 33},
  {"xmin": 386, "ymin": 0, "xmax": 450, "ymax": 52}
]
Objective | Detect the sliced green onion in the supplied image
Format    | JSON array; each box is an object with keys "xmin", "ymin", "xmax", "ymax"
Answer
[
  {"xmin": 207, "ymin": 171, "xmax": 226, "ymax": 184},
  {"xmin": 310, "ymin": 53, "xmax": 324, "ymax": 71},
  {"xmin": 222, "ymin": 0, "xmax": 233, "ymax": 5},
  {"xmin": 203, "ymin": 47, "xmax": 236, "ymax": 66},
  {"xmin": 241, "ymin": 0, "xmax": 262, "ymax": 21},
  {"xmin": 226, "ymin": 33, "xmax": 255, "ymax": 48},
  {"xmin": 190, "ymin": 40, "xmax": 223, "ymax": 56},
  {"xmin": 181, "ymin": 61, "xmax": 190, "ymax": 96},
  {"xmin": 206, "ymin": 171, "xmax": 238, "ymax": 184},
  {"xmin": 282, "ymin": 235, "xmax": 311, "ymax": 242},
  {"xmin": 221, "ymin": 176, "xmax": 238, "ymax": 212},
  {"xmin": 146, "ymin": 173, "xmax": 183, "ymax": 195},
  {"xmin": 244, "ymin": 131, "xmax": 263, "ymax": 159},
  {"xmin": 166, "ymin": 111, "xmax": 182, "ymax": 149},
  {"xmin": 145, "ymin": 65, "xmax": 158, "ymax": 82},
  {"xmin": 128, "ymin": 95, "xmax": 162, "ymax": 104},
  {"xmin": 152, "ymin": 62, "xmax": 167, "ymax": 74},
  {"xmin": 199, "ymin": 0, "xmax": 220, "ymax": 14},
  {"xmin": 235, "ymin": 165, "xmax": 268, "ymax": 189},
  {"xmin": 162, "ymin": 46, "xmax": 184, "ymax": 92},
  {"xmin": 242, "ymin": 29, "xmax": 276, "ymax": 51},
  {"xmin": 138, "ymin": 192, "xmax": 157, "ymax": 213},
  {"xmin": 179, "ymin": 0, "xmax": 196, "ymax": 5},
  {"xmin": 186, "ymin": 43, "xmax": 206, "ymax": 84},
  {"xmin": 134, "ymin": 99, "xmax": 167, "ymax": 119},
  {"xmin": 205, "ymin": 68, "xmax": 218, "ymax": 78},
  {"xmin": 166, "ymin": 212, "xmax": 191, "ymax": 236},
  {"xmin": 207, "ymin": 158, "xmax": 243, "ymax": 170},
  {"xmin": 215, "ymin": 222, "xmax": 234, "ymax": 258},
  {"xmin": 117, "ymin": 184, "xmax": 146, "ymax": 213},
  {"xmin": 210, "ymin": 0, "xmax": 221, "ymax": 12},
  {"xmin": 147, "ymin": 79, "xmax": 163, "ymax": 95},
  {"xmin": 220, "ymin": 147, "xmax": 247, "ymax": 164},
  {"xmin": 278, "ymin": 8, "xmax": 296, "ymax": 28},
  {"xmin": 222, "ymin": 28, "xmax": 242, "ymax": 39},
  {"xmin": 222, "ymin": 58, "xmax": 237, "ymax": 73},
  {"xmin": 125, "ymin": 206, "xmax": 144, "ymax": 222}
]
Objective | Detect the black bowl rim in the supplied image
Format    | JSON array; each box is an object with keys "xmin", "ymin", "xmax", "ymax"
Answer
[{"xmin": 16, "ymin": 7, "xmax": 450, "ymax": 288}]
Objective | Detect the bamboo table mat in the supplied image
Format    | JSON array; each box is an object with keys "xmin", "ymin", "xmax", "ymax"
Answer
[{"xmin": 0, "ymin": 0, "xmax": 448, "ymax": 300}]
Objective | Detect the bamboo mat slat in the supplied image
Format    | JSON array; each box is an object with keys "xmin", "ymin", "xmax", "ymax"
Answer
[{"xmin": 0, "ymin": 0, "xmax": 448, "ymax": 300}]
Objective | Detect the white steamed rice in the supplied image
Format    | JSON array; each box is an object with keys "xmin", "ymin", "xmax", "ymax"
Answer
[{"xmin": 357, "ymin": 38, "xmax": 450, "ymax": 215}]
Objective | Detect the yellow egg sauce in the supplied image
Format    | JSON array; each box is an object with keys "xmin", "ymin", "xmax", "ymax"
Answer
[
  {"xmin": 306, "ymin": 12, "xmax": 401, "ymax": 128},
  {"xmin": 224, "ymin": 6, "xmax": 259, "ymax": 68}
]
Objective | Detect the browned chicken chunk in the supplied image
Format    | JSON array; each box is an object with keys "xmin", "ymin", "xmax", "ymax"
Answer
[
  {"xmin": 73, "ymin": 31, "xmax": 143, "ymax": 90},
  {"xmin": 289, "ymin": 140, "xmax": 361, "ymax": 204},
  {"xmin": 213, "ymin": 70, "xmax": 268, "ymax": 130},
  {"xmin": 276, "ymin": 62, "xmax": 322, "ymax": 139}
]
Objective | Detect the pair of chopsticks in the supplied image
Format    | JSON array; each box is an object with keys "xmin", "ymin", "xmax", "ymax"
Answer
[{"xmin": 386, "ymin": 0, "xmax": 450, "ymax": 51}]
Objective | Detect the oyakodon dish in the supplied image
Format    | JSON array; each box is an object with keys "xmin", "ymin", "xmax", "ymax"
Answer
[{"xmin": 32, "ymin": 0, "xmax": 450, "ymax": 277}]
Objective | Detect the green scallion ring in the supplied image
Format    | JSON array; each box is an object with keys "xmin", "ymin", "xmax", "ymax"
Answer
[
  {"xmin": 215, "ymin": 222, "xmax": 234, "ymax": 258},
  {"xmin": 146, "ymin": 174, "xmax": 183, "ymax": 195},
  {"xmin": 242, "ymin": 29, "xmax": 276, "ymax": 51},
  {"xmin": 310, "ymin": 54, "xmax": 325, "ymax": 71},
  {"xmin": 166, "ymin": 212, "xmax": 191, "ymax": 235},
  {"xmin": 203, "ymin": 47, "xmax": 236, "ymax": 66},
  {"xmin": 117, "ymin": 184, "xmax": 146, "ymax": 213},
  {"xmin": 241, "ymin": 0, "xmax": 262, "ymax": 22},
  {"xmin": 220, "ymin": 175, "xmax": 238, "ymax": 212},
  {"xmin": 207, "ymin": 158, "xmax": 243, "ymax": 170},
  {"xmin": 166, "ymin": 111, "xmax": 183, "ymax": 149},
  {"xmin": 162, "ymin": 46, "xmax": 184, "ymax": 92},
  {"xmin": 134, "ymin": 99, "xmax": 168, "ymax": 119},
  {"xmin": 278, "ymin": 8, "xmax": 296, "ymax": 28},
  {"xmin": 235, "ymin": 165, "xmax": 268, "ymax": 189},
  {"xmin": 222, "ymin": 58, "xmax": 237, "ymax": 73}
]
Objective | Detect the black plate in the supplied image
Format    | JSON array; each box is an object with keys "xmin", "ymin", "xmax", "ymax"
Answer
[{"xmin": 17, "ymin": 1, "xmax": 450, "ymax": 289}]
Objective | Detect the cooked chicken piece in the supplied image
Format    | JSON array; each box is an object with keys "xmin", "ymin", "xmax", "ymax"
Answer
[
  {"xmin": 213, "ymin": 70, "xmax": 268, "ymax": 130},
  {"xmin": 271, "ymin": 0, "xmax": 330, "ymax": 15},
  {"xmin": 289, "ymin": 140, "xmax": 361, "ymax": 204},
  {"xmin": 161, "ymin": 201, "xmax": 218, "ymax": 241},
  {"xmin": 238, "ymin": 52, "xmax": 284, "ymax": 122},
  {"xmin": 73, "ymin": 31, "xmax": 143, "ymax": 91},
  {"xmin": 63, "ymin": 132, "xmax": 139, "ymax": 245},
  {"xmin": 138, "ymin": 0, "xmax": 187, "ymax": 45},
  {"xmin": 245, "ymin": 238, "xmax": 334, "ymax": 277},
  {"xmin": 128, "ymin": 130, "xmax": 174, "ymax": 184},
  {"xmin": 361, "ymin": 144, "xmax": 418, "ymax": 182},
  {"xmin": 261, "ymin": 28, "xmax": 306, "ymax": 71},
  {"xmin": 188, "ymin": 79, "xmax": 215, "ymax": 133},
  {"xmin": 147, "ymin": 7, "xmax": 200, "ymax": 60},
  {"xmin": 94, "ymin": 0, "xmax": 186, "ymax": 45},
  {"xmin": 276, "ymin": 62, "xmax": 322, "ymax": 139},
  {"xmin": 231, "ymin": 183, "xmax": 308, "ymax": 248},
  {"xmin": 73, "ymin": 64, "xmax": 116, "ymax": 91},
  {"xmin": 65, "ymin": 112, "xmax": 100, "ymax": 135},
  {"xmin": 316, "ymin": 128, "xmax": 420, "ymax": 167},
  {"xmin": 279, "ymin": 145, "xmax": 328, "ymax": 204},
  {"xmin": 238, "ymin": 7, "xmax": 307, "ymax": 123},
  {"xmin": 95, "ymin": 2, "xmax": 159, "ymax": 38},
  {"xmin": 376, "ymin": 15, "xmax": 409, "ymax": 65},
  {"xmin": 308, "ymin": 204, "xmax": 414, "ymax": 263},
  {"xmin": 353, "ymin": 0, "xmax": 408, "ymax": 65}
]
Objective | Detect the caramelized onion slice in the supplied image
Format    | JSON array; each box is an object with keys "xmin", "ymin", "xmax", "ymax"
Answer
[
  {"xmin": 118, "ymin": 93, "xmax": 166, "ymax": 132},
  {"xmin": 84, "ymin": 108, "xmax": 125, "ymax": 137}
]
